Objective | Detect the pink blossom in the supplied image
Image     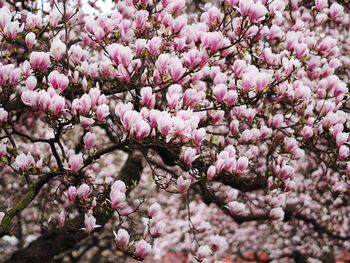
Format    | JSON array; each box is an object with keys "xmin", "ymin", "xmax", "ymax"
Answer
[
  {"xmin": 196, "ymin": 245, "xmax": 211, "ymax": 262},
  {"xmin": 213, "ymin": 84, "xmax": 228, "ymax": 103},
  {"xmin": 30, "ymin": 52, "xmax": 51, "ymax": 71},
  {"xmin": 146, "ymin": 37, "xmax": 162, "ymax": 56},
  {"xmin": 69, "ymin": 154, "xmax": 83, "ymax": 173},
  {"xmin": 0, "ymin": 108, "xmax": 8, "ymax": 126},
  {"xmin": 83, "ymin": 213, "xmax": 100, "ymax": 234},
  {"xmin": 270, "ymin": 207, "xmax": 284, "ymax": 221},
  {"xmin": 236, "ymin": 156, "xmax": 249, "ymax": 173},
  {"xmin": 0, "ymin": 212, "xmax": 5, "ymax": 225},
  {"xmin": 192, "ymin": 128, "xmax": 206, "ymax": 145},
  {"xmin": 110, "ymin": 189, "xmax": 126, "ymax": 209},
  {"xmin": 96, "ymin": 104, "xmax": 110, "ymax": 122},
  {"xmin": 135, "ymin": 120, "xmax": 151, "ymax": 140},
  {"xmin": 77, "ymin": 183, "xmax": 90, "ymax": 200},
  {"xmin": 48, "ymin": 71, "xmax": 69, "ymax": 92},
  {"xmin": 248, "ymin": 1, "xmax": 268, "ymax": 23},
  {"xmin": 83, "ymin": 132, "xmax": 96, "ymax": 150},
  {"xmin": 336, "ymin": 132, "xmax": 348, "ymax": 148},
  {"xmin": 207, "ymin": 165, "xmax": 217, "ymax": 181},
  {"xmin": 25, "ymin": 32, "xmax": 36, "ymax": 49},
  {"xmin": 140, "ymin": 87, "xmax": 155, "ymax": 108},
  {"xmin": 329, "ymin": 3, "xmax": 344, "ymax": 20},
  {"xmin": 135, "ymin": 240, "xmax": 152, "ymax": 260},
  {"xmin": 228, "ymin": 201, "xmax": 246, "ymax": 215},
  {"xmin": 177, "ymin": 176, "xmax": 191, "ymax": 193},
  {"xmin": 14, "ymin": 153, "xmax": 35, "ymax": 172},
  {"xmin": 66, "ymin": 186, "xmax": 77, "ymax": 203},
  {"xmin": 57, "ymin": 211, "xmax": 66, "ymax": 227},
  {"xmin": 0, "ymin": 144, "xmax": 7, "ymax": 157},
  {"xmin": 338, "ymin": 145, "xmax": 349, "ymax": 160},
  {"xmin": 150, "ymin": 221, "xmax": 166, "ymax": 237},
  {"xmin": 148, "ymin": 202, "xmax": 161, "ymax": 218},
  {"xmin": 50, "ymin": 37, "xmax": 66, "ymax": 61},
  {"xmin": 111, "ymin": 180, "xmax": 127, "ymax": 193},
  {"xmin": 107, "ymin": 43, "xmax": 133, "ymax": 67},
  {"xmin": 315, "ymin": 0, "xmax": 328, "ymax": 11},
  {"xmin": 181, "ymin": 147, "xmax": 199, "ymax": 166},
  {"xmin": 302, "ymin": 126, "xmax": 313, "ymax": 140},
  {"xmin": 114, "ymin": 228, "xmax": 130, "ymax": 250}
]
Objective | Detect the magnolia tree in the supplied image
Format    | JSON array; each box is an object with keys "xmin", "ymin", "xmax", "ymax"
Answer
[{"xmin": 0, "ymin": 0, "xmax": 349, "ymax": 262}]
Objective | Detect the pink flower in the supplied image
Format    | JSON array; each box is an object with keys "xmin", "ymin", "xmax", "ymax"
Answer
[
  {"xmin": 255, "ymin": 72, "xmax": 271, "ymax": 92},
  {"xmin": 233, "ymin": 59, "xmax": 246, "ymax": 78},
  {"xmin": 236, "ymin": 156, "xmax": 249, "ymax": 173},
  {"xmin": 177, "ymin": 176, "xmax": 191, "ymax": 193},
  {"xmin": 69, "ymin": 45, "xmax": 85, "ymax": 65},
  {"xmin": 114, "ymin": 228, "xmax": 130, "ymax": 250},
  {"xmin": 135, "ymin": 240, "xmax": 152, "ymax": 260},
  {"xmin": 58, "ymin": 211, "xmax": 66, "ymax": 227},
  {"xmin": 248, "ymin": 1, "xmax": 268, "ymax": 23},
  {"xmin": 213, "ymin": 84, "xmax": 228, "ymax": 103},
  {"xmin": 181, "ymin": 147, "xmax": 199, "ymax": 166},
  {"xmin": 147, "ymin": 37, "xmax": 162, "ymax": 56},
  {"xmin": 148, "ymin": 202, "xmax": 161, "ymax": 218},
  {"xmin": 25, "ymin": 76, "xmax": 37, "ymax": 90},
  {"xmin": 0, "ymin": 108, "xmax": 8, "ymax": 126},
  {"xmin": 4, "ymin": 21, "xmax": 23, "ymax": 40},
  {"xmin": 0, "ymin": 6, "xmax": 11, "ymax": 30},
  {"xmin": 135, "ymin": 120, "xmax": 151, "ymax": 140},
  {"xmin": 279, "ymin": 165, "xmax": 295, "ymax": 179},
  {"xmin": 329, "ymin": 3, "xmax": 344, "ymax": 20},
  {"xmin": 25, "ymin": 32, "xmax": 36, "ymax": 49},
  {"xmin": 201, "ymin": 32, "xmax": 224, "ymax": 53},
  {"xmin": 83, "ymin": 213, "xmax": 101, "ymax": 234},
  {"xmin": 315, "ymin": 0, "xmax": 328, "ymax": 11},
  {"xmin": 302, "ymin": 126, "xmax": 313, "ymax": 140},
  {"xmin": 77, "ymin": 183, "xmax": 90, "ymax": 200},
  {"xmin": 66, "ymin": 186, "xmax": 77, "ymax": 203},
  {"xmin": 339, "ymin": 145, "xmax": 350, "ymax": 160},
  {"xmin": 48, "ymin": 71, "xmax": 69, "ymax": 92},
  {"xmin": 207, "ymin": 165, "xmax": 217, "ymax": 181},
  {"xmin": 14, "ymin": 153, "xmax": 35, "ymax": 172},
  {"xmin": 50, "ymin": 37, "xmax": 66, "ymax": 61},
  {"xmin": 157, "ymin": 114, "xmax": 172, "ymax": 136},
  {"xmin": 83, "ymin": 132, "xmax": 96, "ymax": 150},
  {"xmin": 168, "ymin": 58, "xmax": 185, "ymax": 82},
  {"xmin": 69, "ymin": 154, "xmax": 83, "ymax": 173},
  {"xmin": 224, "ymin": 90, "xmax": 238, "ymax": 107},
  {"xmin": 192, "ymin": 128, "xmax": 206, "ymax": 145},
  {"xmin": 228, "ymin": 201, "xmax": 246, "ymax": 215},
  {"xmin": 107, "ymin": 43, "xmax": 133, "ymax": 67},
  {"xmin": 0, "ymin": 144, "xmax": 7, "ymax": 157},
  {"xmin": 0, "ymin": 212, "xmax": 5, "ymax": 225},
  {"xmin": 167, "ymin": 0, "xmax": 185, "ymax": 14},
  {"xmin": 110, "ymin": 188, "xmax": 126, "ymax": 209},
  {"xmin": 196, "ymin": 245, "xmax": 211, "ymax": 262},
  {"xmin": 270, "ymin": 207, "xmax": 284, "ymax": 221},
  {"xmin": 271, "ymin": 114, "xmax": 284, "ymax": 128},
  {"xmin": 111, "ymin": 180, "xmax": 126, "ymax": 193},
  {"xmin": 88, "ymin": 87, "xmax": 101, "ymax": 108},
  {"xmin": 49, "ymin": 95, "xmax": 65, "ymax": 115},
  {"xmin": 210, "ymin": 235, "xmax": 228, "ymax": 253},
  {"xmin": 336, "ymin": 132, "xmax": 348, "ymax": 148},
  {"xmin": 30, "ymin": 52, "xmax": 51, "ymax": 71},
  {"xmin": 150, "ymin": 221, "xmax": 166, "ymax": 237},
  {"xmin": 96, "ymin": 104, "xmax": 110, "ymax": 122},
  {"xmin": 140, "ymin": 87, "xmax": 155, "ymax": 108}
]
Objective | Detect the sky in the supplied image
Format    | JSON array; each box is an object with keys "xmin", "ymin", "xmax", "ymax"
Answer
[{"xmin": 38, "ymin": 0, "xmax": 115, "ymax": 15}]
